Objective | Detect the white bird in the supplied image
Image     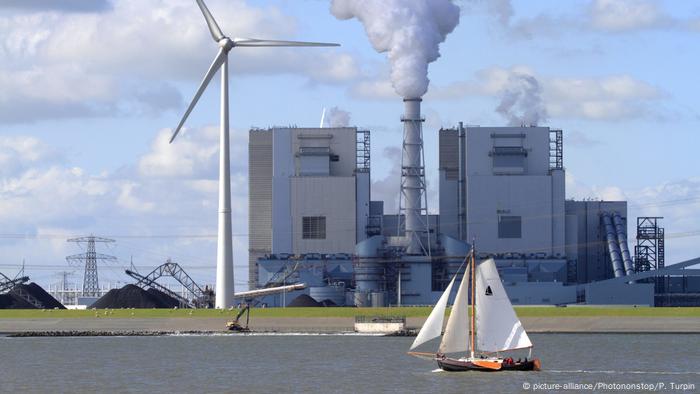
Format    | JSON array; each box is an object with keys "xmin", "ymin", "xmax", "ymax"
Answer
[{"xmin": 170, "ymin": 0, "xmax": 339, "ymax": 308}]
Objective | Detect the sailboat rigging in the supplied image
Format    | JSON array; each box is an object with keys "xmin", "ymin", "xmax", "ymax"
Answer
[{"xmin": 408, "ymin": 247, "xmax": 541, "ymax": 372}]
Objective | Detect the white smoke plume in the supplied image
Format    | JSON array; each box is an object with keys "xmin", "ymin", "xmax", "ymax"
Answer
[
  {"xmin": 331, "ymin": 0, "xmax": 460, "ymax": 98},
  {"xmin": 327, "ymin": 106, "xmax": 351, "ymax": 127},
  {"xmin": 496, "ymin": 73, "xmax": 548, "ymax": 126}
]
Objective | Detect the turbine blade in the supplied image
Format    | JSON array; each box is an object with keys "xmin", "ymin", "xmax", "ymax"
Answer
[
  {"xmin": 233, "ymin": 38, "xmax": 340, "ymax": 47},
  {"xmin": 196, "ymin": 0, "xmax": 225, "ymax": 42},
  {"xmin": 170, "ymin": 49, "xmax": 226, "ymax": 143}
]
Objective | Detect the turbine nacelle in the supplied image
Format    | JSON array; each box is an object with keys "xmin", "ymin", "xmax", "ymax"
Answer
[{"xmin": 218, "ymin": 37, "xmax": 235, "ymax": 51}]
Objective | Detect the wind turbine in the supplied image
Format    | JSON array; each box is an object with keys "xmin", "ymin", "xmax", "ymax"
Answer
[{"xmin": 170, "ymin": 0, "xmax": 339, "ymax": 309}]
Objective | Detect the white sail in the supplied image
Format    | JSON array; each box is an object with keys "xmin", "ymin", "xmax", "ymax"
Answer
[
  {"xmin": 410, "ymin": 274, "xmax": 457, "ymax": 350},
  {"xmin": 438, "ymin": 263, "xmax": 470, "ymax": 354},
  {"xmin": 475, "ymin": 258, "xmax": 532, "ymax": 352}
]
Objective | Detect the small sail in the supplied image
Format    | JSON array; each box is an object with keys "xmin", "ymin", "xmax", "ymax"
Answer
[
  {"xmin": 475, "ymin": 259, "xmax": 532, "ymax": 352},
  {"xmin": 438, "ymin": 263, "xmax": 470, "ymax": 354},
  {"xmin": 410, "ymin": 274, "xmax": 457, "ymax": 350}
]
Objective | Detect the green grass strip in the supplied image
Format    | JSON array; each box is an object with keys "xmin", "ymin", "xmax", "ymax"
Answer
[{"xmin": 0, "ymin": 306, "xmax": 698, "ymax": 319}]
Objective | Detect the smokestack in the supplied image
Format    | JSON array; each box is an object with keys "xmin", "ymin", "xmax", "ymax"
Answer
[
  {"xmin": 331, "ymin": 0, "xmax": 459, "ymax": 256},
  {"xmin": 401, "ymin": 97, "xmax": 428, "ymax": 255}
]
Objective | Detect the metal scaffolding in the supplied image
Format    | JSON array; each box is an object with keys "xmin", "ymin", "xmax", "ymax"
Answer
[
  {"xmin": 356, "ymin": 129, "xmax": 370, "ymax": 172},
  {"xmin": 126, "ymin": 259, "xmax": 214, "ymax": 308},
  {"xmin": 549, "ymin": 128, "xmax": 563, "ymax": 172},
  {"xmin": 634, "ymin": 217, "xmax": 665, "ymax": 292}
]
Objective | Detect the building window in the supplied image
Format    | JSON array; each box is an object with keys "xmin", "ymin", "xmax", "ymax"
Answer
[
  {"xmin": 498, "ymin": 215, "xmax": 522, "ymax": 238},
  {"xmin": 302, "ymin": 216, "xmax": 326, "ymax": 239}
]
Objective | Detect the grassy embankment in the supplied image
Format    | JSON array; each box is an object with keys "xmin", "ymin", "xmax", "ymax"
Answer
[{"xmin": 0, "ymin": 306, "xmax": 699, "ymax": 319}]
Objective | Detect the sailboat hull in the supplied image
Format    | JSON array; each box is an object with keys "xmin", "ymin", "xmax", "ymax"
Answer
[{"xmin": 437, "ymin": 357, "xmax": 540, "ymax": 372}]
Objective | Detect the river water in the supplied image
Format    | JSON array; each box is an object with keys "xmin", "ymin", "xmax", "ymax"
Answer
[{"xmin": 1, "ymin": 333, "xmax": 698, "ymax": 393}]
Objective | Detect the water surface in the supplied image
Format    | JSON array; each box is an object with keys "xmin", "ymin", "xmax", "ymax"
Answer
[{"xmin": 1, "ymin": 333, "xmax": 698, "ymax": 393}]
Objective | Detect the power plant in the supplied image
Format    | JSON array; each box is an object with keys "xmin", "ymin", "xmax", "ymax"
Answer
[
  {"xmin": 2, "ymin": 0, "xmax": 698, "ymax": 312},
  {"xmin": 249, "ymin": 115, "xmax": 700, "ymax": 307}
]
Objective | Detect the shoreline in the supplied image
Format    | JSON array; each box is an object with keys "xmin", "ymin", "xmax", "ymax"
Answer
[{"xmin": 0, "ymin": 316, "xmax": 698, "ymax": 336}]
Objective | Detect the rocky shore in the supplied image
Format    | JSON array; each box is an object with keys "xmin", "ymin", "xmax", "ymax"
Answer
[{"xmin": 1, "ymin": 316, "xmax": 699, "ymax": 337}]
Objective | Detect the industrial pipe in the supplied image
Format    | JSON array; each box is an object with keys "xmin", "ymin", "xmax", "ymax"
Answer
[
  {"xmin": 612, "ymin": 212, "xmax": 635, "ymax": 276},
  {"xmin": 602, "ymin": 212, "xmax": 625, "ymax": 278}
]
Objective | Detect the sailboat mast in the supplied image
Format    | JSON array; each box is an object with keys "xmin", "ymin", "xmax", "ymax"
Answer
[{"xmin": 470, "ymin": 247, "xmax": 476, "ymax": 358}]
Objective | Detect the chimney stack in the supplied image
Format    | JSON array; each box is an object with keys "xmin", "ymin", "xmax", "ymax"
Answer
[{"xmin": 400, "ymin": 97, "xmax": 429, "ymax": 255}]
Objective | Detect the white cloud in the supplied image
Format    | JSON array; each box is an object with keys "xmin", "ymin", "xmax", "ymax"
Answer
[
  {"xmin": 0, "ymin": 0, "xmax": 358, "ymax": 123},
  {"xmin": 138, "ymin": 126, "xmax": 248, "ymax": 179},
  {"xmin": 138, "ymin": 128, "xmax": 218, "ymax": 179},
  {"xmin": 429, "ymin": 66, "xmax": 664, "ymax": 121},
  {"xmin": 566, "ymin": 173, "xmax": 628, "ymax": 201},
  {"xmin": 588, "ymin": 0, "xmax": 671, "ymax": 32},
  {"xmin": 0, "ymin": 135, "xmax": 59, "ymax": 175},
  {"xmin": 466, "ymin": 0, "xmax": 695, "ymax": 40},
  {"xmin": 0, "ymin": 127, "xmax": 251, "ymax": 286},
  {"xmin": 117, "ymin": 183, "xmax": 155, "ymax": 213},
  {"xmin": 0, "ymin": 0, "xmax": 112, "ymax": 13},
  {"xmin": 548, "ymin": 74, "xmax": 662, "ymax": 120}
]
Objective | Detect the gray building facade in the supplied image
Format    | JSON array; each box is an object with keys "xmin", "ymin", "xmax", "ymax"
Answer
[{"xmin": 248, "ymin": 127, "xmax": 370, "ymax": 289}]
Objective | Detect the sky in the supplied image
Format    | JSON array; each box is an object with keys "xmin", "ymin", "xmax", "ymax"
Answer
[{"xmin": 1, "ymin": 0, "xmax": 699, "ymax": 291}]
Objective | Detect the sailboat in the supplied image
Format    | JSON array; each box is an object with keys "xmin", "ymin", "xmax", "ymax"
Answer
[{"xmin": 408, "ymin": 250, "xmax": 541, "ymax": 372}]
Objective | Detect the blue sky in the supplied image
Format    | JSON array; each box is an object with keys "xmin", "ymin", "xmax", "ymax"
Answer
[{"xmin": 1, "ymin": 0, "xmax": 698, "ymax": 290}]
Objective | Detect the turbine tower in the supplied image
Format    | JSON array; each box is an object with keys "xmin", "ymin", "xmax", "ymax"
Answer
[{"xmin": 171, "ymin": 0, "xmax": 339, "ymax": 308}]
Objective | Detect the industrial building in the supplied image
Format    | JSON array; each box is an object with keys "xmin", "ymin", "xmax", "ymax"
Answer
[
  {"xmin": 249, "ymin": 114, "xmax": 700, "ymax": 307},
  {"xmin": 248, "ymin": 126, "xmax": 370, "ymax": 290}
]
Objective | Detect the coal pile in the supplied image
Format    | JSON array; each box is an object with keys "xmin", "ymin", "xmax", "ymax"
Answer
[
  {"xmin": 0, "ymin": 282, "xmax": 65, "ymax": 309},
  {"xmin": 287, "ymin": 294, "xmax": 321, "ymax": 307},
  {"xmin": 0, "ymin": 293, "xmax": 36, "ymax": 309},
  {"xmin": 19, "ymin": 283, "xmax": 65, "ymax": 309},
  {"xmin": 92, "ymin": 284, "xmax": 183, "ymax": 309},
  {"xmin": 146, "ymin": 288, "xmax": 181, "ymax": 308}
]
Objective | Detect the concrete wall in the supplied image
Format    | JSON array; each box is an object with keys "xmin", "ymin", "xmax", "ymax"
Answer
[
  {"xmin": 467, "ymin": 175, "xmax": 554, "ymax": 254},
  {"xmin": 291, "ymin": 176, "xmax": 357, "ymax": 254},
  {"xmin": 440, "ymin": 126, "xmax": 566, "ymax": 258},
  {"xmin": 464, "ymin": 127, "xmax": 550, "ymax": 176},
  {"xmin": 292, "ymin": 128, "xmax": 356, "ymax": 177},
  {"xmin": 248, "ymin": 130, "xmax": 273, "ymax": 288},
  {"xmin": 551, "ymin": 169, "xmax": 566, "ymax": 257},
  {"xmin": 272, "ymin": 128, "xmax": 294, "ymax": 254},
  {"xmin": 399, "ymin": 259, "xmax": 441, "ymax": 305},
  {"xmin": 439, "ymin": 169, "xmax": 459, "ymax": 239},
  {"xmin": 504, "ymin": 282, "xmax": 577, "ymax": 305},
  {"xmin": 585, "ymin": 281, "xmax": 654, "ymax": 306}
]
